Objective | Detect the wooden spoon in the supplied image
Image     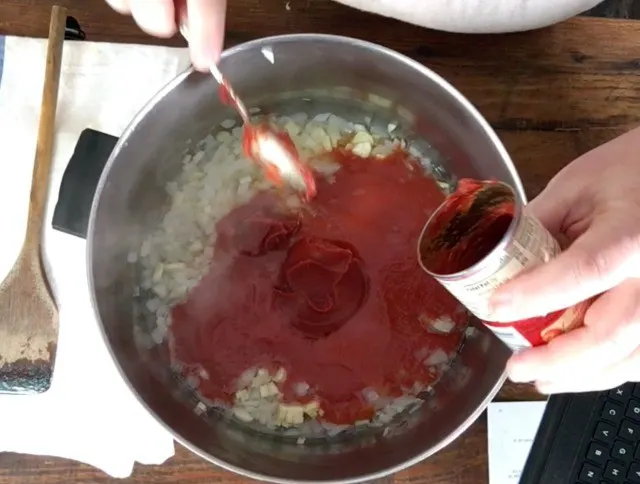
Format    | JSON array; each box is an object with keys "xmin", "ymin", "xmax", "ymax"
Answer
[{"xmin": 0, "ymin": 5, "xmax": 67, "ymax": 394}]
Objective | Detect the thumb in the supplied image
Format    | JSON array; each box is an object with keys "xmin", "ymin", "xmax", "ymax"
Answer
[
  {"xmin": 130, "ymin": 0, "xmax": 177, "ymax": 38},
  {"xmin": 489, "ymin": 218, "xmax": 637, "ymax": 322}
]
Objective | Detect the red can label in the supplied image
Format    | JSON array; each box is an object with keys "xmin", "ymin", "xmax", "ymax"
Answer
[{"xmin": 482, "ymin": 299, "xmax": 590, "ymax": 350}]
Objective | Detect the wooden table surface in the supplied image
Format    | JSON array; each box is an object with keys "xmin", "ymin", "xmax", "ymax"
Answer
[{"xmin": 0, "ymin": 0, "xmax": 639, "ymax": 482}]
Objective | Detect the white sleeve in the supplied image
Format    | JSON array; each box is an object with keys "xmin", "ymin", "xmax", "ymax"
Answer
[{"xmin": 333, "ymin": 0, "xmax": 604, "ymax": 34}]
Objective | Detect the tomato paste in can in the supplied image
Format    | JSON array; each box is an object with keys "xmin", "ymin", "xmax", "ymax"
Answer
[{"xmin": 417, "ymin": 178, "xmax": 590, "ymax": 351}]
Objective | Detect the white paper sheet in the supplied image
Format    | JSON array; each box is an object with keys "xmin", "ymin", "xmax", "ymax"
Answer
[
  {"xmin": 0, "ymin": 36, "xmax": 191, "ymax": 478},
  {"xmin": 487, "ymin": 401, "xmax": 548, "ymax": 484}
]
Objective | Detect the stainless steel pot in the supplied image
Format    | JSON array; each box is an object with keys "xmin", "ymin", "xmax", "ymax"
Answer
[{"xmin": 71, "ymin": 34, "xmax": 523, "ymax": 483}]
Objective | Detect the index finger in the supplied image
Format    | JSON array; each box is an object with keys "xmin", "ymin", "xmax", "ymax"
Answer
[
  {"xmin": 186, "ymin": 0, "xmax": 227, "ymax": 70},
  {"xmin": 489, "ymin": 218, "xmax": 636, "ymax": 322}
]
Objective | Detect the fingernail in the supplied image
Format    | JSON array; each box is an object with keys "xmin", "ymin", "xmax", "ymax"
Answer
[
  {"xmin": 190, "ymin": 47, "xmax": 210, "ymax": 72},
  {"xmin": 191, "ymin": 37, "xmax": 222, "ymax": 72},
  {"xmin": 191, "ymin": 57, "xmax": 211, "ymax": 72},
  {"xmin": 535, "ymin": 381, "xmax": 555, "ymax": 394},
  {"xmin": 506, "ymin": 360, "xmax": 532, "ymax": 383}
]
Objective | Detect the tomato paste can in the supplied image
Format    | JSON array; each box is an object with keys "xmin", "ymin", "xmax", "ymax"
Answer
[{"xmin": 417, "ymin": 179, "xmax": 590, "ymax": 351}]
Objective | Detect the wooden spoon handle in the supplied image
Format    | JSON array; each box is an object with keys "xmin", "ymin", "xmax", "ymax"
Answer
[{"xmin": 24, "ymin": 5, "xmax": 67, "ymax": 249}]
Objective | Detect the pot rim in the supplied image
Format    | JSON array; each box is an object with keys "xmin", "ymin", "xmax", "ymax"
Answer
[{"xmin": 86, "ymin": 33, "xmax": 517, "ymax": 483}]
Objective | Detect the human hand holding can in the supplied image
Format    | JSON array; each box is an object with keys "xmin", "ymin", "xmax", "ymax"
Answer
[{"xmin": 417, "ymin": 178, "xmax": 591, "ymax": 351}]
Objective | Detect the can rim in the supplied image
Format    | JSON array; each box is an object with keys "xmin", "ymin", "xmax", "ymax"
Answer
[{"xmin": 416, "ymin": 181, "xmax": 521, "ymax": 281}]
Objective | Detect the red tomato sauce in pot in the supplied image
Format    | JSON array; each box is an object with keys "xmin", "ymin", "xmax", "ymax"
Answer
[{"xmin": 168, "ymin": 149, "xmax": 469, "ymax": 425}]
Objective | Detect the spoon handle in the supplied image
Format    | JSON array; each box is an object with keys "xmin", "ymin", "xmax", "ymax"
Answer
[
  {"xmin": 208, "ymin": 64, "xmax": 251, "ymax": 123},
  {"xmin": 206, "ymin": 62, "xmax": 224, "ymax": 84},
  {"xmin": 177, "ymin": 16, "xmax": 251, "ymax": 123}
]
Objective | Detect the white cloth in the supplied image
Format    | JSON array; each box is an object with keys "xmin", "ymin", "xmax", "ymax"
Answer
[
  {"xmin": 334, "ymin": 0, "xmax": 604, "ymax": 33},
  {"xmin": 0, "ymin": 37, "xmax": 191, "ymax": 478}
]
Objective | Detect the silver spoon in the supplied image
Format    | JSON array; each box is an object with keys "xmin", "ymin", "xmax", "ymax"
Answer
[{"xmin": 179, "ymin": 23, "xmax": 316, "ymax": 199}]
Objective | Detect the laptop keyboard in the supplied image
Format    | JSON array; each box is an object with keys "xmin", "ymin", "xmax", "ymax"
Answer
[{"xmin": 577, "ymin": 383, "xmax": 640, "ymax": 483}]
